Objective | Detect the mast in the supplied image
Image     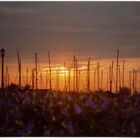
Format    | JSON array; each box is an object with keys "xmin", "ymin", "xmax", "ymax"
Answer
[
  {"xmin": 87, "ymin": 57, "xmax": 90, "ymax": 93},
  {"xmin": 68, "ymin": 66, "xmax": 71, "ymax": 92},
  {"xmin": 101, "ymin": 69, "xmax": 103, "ymax": 91},
  {"xmin": 46, "ymin": 69, "xmax": 48, "ymax": 90},
  {"xmin": 129, "ymin": 70, "xmax": 131, "ymax": 93},
  {"xmin": 97, "ymin": 62, "xmax": 100, "ymax": 91},
  {"xmin": 75, "ymin": 58, "xmax": 78, "ymax": 93},
  {"xmin": 110, "ymin": 61, "xmax": 114, "ymax": 92},
  {"xmin": 64, "ymin": 62, "xmax": 66, "ymax": 92},
  {"xmin": 94, "ymin": 69, "xmax": 96, "ymax": 92},
  {"xmin": 35, "ymin": 53, "xmax": 38, "ymax": 90},
  {"xmin": 48, "ymin": 51, "xmax": 52, "ymax": 91},
  {"xmin": 122, "ymin": 60, "xmax": 125, "ymax": 87},
  {"xmin": 26, "ymin": 67, "xmax": 28, "ymax": 85},
  {"xmin": 32, "ymin": 69, "xmax": 34, "ymax": 89},
  {"xmin": 73, "ymin": 55, "xmax": 76, "ymax": 92},
  {"xmin": 116, "ymin": 49, "xmax": 119, "ymax": 93},
  {"xmin": 17, "ymin": 50, "xmax": 21, "ymax": 87}
]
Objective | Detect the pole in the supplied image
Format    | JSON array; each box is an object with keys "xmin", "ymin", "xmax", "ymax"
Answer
[
  {"xmin": 32, "ymin": 69, "xmax": 34, "ymax": 89},
  {"xmin": 78, "ymin": 70, "xmax": 80, "ymax": 92},
  {"xmin": 109, "ymin": 66, "xmax": 112, "ymax": 92},
  {"xmin": 46, "ymin": 69, "xmax": 48, "ymax": 90},
  {"xmin": 5, "ymin": 66, "xmax": 8, "ymax": 87},
  {"xmin": 116, "ymin": 49, "xmax": 119, "ymax": 93},
  {"xmin": 73, "ymin": 55, "xmax": 76, "ymax": 92},
  {"xmin": 75, "ymin": 58, "xmax": 78, "ymax": 93},
  {"xmin": 110, "ymin": 61, "xmax": 114, "ymax": 92},
  {"xmin": 122, "ymin": 60, "xmax": 125, "ymax": 87},
  {"xmin": 94, "ymin": 69, "xmax": 96, "ymax": 92},
  {"xmin": 87, "ymin": 57, "xmax": 90, "ymax": 93},
  {"xmin": 17, "ymin": 50, "xmax": 21, "ymax": 87},
  {"xmin": 26, "ymin": 67, "xmax": 28, "ymax": 85},
  {"xmin": 35, "ymin": 53, "xmax": 38, "ymax": 90},
  {"xmin": 129, "ymin": 70, "xmax": 131, "ymax": 93},
  {"xmin": 1, "ymin": 55, "xmax": 4, "ymax": 89},
  {"xmin": 119, "ymin": 65, "xmax": 121, "ymax": 90},
  {"xmin": 48, "ymin": 51, "xmax": 52, "ymax": 91},
  {"xmin": 132, "ymin": 69, "xmax": 135, "ymax": 95},
  {"xmin": 97, "ymin": 62, "xmax": 100, "ymax": 91},
  {"xmin": 68, "ymin": 66, "xmax": 71, "ymax": 92},
  {"xmin": 101, "ymin": 69, "xmax": 103, "ymax": 91},
  {"xmin": 135, "ymin": 70, "xmax": 137, "ymax": 93}
]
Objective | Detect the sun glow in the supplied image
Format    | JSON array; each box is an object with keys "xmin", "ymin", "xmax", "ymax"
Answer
[{"xmin": 59, "ymin": 66, "xmax": 69, "ymax": 75}]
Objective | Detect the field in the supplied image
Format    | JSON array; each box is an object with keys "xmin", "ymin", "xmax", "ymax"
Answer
[{"xmin": 0, "ymin": 84, "xmax": 140, "ymax": 137}]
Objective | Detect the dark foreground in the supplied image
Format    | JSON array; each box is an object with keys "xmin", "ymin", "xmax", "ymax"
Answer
[{"xmin": 0, "ymin": 85, "xmax": 140, "ymax": 137}]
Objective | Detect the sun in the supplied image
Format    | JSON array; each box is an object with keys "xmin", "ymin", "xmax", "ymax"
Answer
[{"xmin": 59, "ymin": 66, "xmax": 68, "ymax": 75}]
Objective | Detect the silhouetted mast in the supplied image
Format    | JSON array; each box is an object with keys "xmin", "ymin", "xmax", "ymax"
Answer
[
  {"xmin": 109, "ymin": 66, "xmax": 112, "ymax": 92},
  {"xmin": 5, "ymin": 66, "xmax": 8, "ymax": 87},
  {"xmin": 122, "ymin": 60, "xmax": 125, "ymax": 87},
  {"xmin": 116, "ymin": 49, "xmax": 119, "ymax": 93},
  {"xmin": 46, "ymin": 69, "xmax": 48, "ymax": 90},
  {"xmin": 75, "ymin": 58, "xmax": 78, "ymax": 93},
  {"xmin": 48, "ymin": 51, "xmax": 52, "ymax": 91},
  {"xmin": 35, "ymin": 53, "xmax": 38, "ymax": 90},
  {"xmin": 129, "ymin": 70, "xmax": 131, "ymax": 93},
  {"xmin": 110, "ymin": 61, "xmax": 114, "ymax": 92},
  {"xmin": 132, "ymin": 69, "xmax": 135, "ymax": 94},
  {"xmin": 118, "ymin": 65, "xmax": 121, "ymax": 89},
  {"xmin": 26, "ymin": 67, "xmax": 28, "ymax": 85},
  {"xmin": 32, "ymin": 69, "xmax": 35, "ymax": 89},
  {"xmin": 17, "ymin": 50, "xmax": 21, "ymax": 87},
  {"xmin": 73, "ymin": 55, "xmax": 76, "ymax": 92},
  {"xmin": 68, "ymin": 66, "xmax": 71, "ymax": 92},
  {"xmin": 97, "ymin": 62, "xmax": 100, "ymax": 91},
  {"xmin": 101, "ymin": 69, "xmax": 103, "ymax": 91},
  {"xmin": 135, "ymin": 70, "xmax": 137, "ymax": 92},
  {"xmin": 64, "ymin": 62, "xmax": 66, "ymax": 92},
  {"xmin": 78, "ymin": 70, "xmax": 81, "ymax": 92},
  {"xmin": 94, "ymin": 69, "xmax": 96, "ymax": 92},
  {"xmin": 87, "ymin": 57, "xmax": 90, "ymax": 93}
]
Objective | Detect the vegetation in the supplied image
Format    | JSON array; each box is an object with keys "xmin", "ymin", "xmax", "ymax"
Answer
[{"xmin": 0, "ymin": 84, "xmax": 140, "ymax": 137}]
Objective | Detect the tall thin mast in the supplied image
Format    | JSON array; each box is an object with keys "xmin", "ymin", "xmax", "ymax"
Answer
[
  {"xmin": 87, "ymin": 57, "xmax": 90, "ymax": 93},
  {"xmin": 46, "ymin": 69, "xmax": 48, "ymax": 90},
  {"xmin": 73, "ymin": 55, "xmax": 76, "ymax": 92},
  {"xmin": 122, "ymin": 60, "xmax": 125, "ymax": 87},
  {"xmin": 116, "ymin": 49, "xmax": 119, "ymax": 93},
  {"xmin": 97, "ymin": 62, "xmax": 100, "ymax": 91},
  {"xmin": 135, "ymin": 70, "xmax": 137, "ymax": 92},
  {"xmin": 110, "ymin": 61, "xmax": 114, "ymax": 92},
  {"xmin": 101, "ymin": 69, "xmax": 103, "ymax": 91},
  {"xmin": 132, "ymin": 69, "xmax": 135, "ymax": 94},
  {"xmin": 35, "ymin": 53, "xmax": 38, "ymax": 90},
  {"xmin": 48, "ymin": 51, "xmax": 52, "ymax": 91},
  {"xmin": 17, "ymin": 50, "xmax": 21, "ymax": 87},
  {"xmin": 75, "ymin": 58, "xmax": 78, "ymax": 93},
  {"xmin": 109, "ymin": 66, "xmax": 112, "ymax": 92},
  {"xmin": 68, "ymin": 66, "xmax": 71, "ymax": 92},
  {"xmin": 32, "ymin": 69, "xmax": 34, "ymax": 89},
  {"xmin": 64, "ymin": 62, "xmax": 66, "ymax": 92},
  {"xmin": 118, "ymin": 65, "xmax": 121, "ymax": 89},
  {"xmin": 5, "ymin": 66, "xmax": 8, "ymax": 87},
  {"xmin": 129, "ymin": 70, "xmax": 131, "ymax": 93},
  {"xmin": 94, "ymin": 69, "xmax": 96, "ymax": 92},
  {"xmin": 78, "ymin": 70, "xmax": 81, "ymax": 92},
  {"xmin": 26, "ymin": 67, "xmax": 28, "ymax": 85}
]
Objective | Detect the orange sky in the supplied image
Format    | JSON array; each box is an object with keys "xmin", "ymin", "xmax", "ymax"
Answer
[{"xmin": 3, "ymin": 57, "xmax": 140, "ymax": 92}]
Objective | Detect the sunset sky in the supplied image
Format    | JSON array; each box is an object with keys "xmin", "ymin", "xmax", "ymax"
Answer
[{"xmin": 0, "ymin": 2, "xmax": 140, "ymax": 63}]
